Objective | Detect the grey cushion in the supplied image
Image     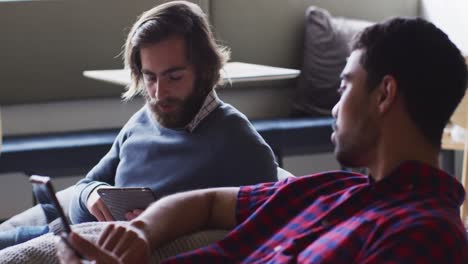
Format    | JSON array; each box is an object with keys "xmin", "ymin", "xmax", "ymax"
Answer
[
  {"xmin": 292, "ymin": 6, "xmax": 373, "ymax": 116},
  {"xmin": 277, "ymin": 167, "xmax": 294, "ymax": 181}
]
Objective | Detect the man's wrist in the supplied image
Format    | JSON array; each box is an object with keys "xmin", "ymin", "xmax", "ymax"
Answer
[
  {"xmin": 130, "ymin": 219, "xmax": 155, "ymax": 249},
  {"xmin": 83, "ymin": 182, "xmax": 106, "ymax": 205}
]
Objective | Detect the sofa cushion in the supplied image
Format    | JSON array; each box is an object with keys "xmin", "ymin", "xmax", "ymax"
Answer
[
  {"xmin": 0, "ymin": 221, "xmax": 228, "ymax": 264},
  {"xmin": 292, "ymin": 6, "xmax": 373, "ymax": 116}
]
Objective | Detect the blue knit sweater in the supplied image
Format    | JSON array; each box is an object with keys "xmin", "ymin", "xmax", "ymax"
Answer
[{"xmin": 69, "ymin": 102, "xmax": 277, "ymax": 223}]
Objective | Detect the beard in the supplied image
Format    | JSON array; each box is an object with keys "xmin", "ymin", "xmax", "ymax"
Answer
[
  {"xmin": 333, "ymin": 115, "xmax": 378, "ymax": 169},
  {"xmin": 145, "ymin": 88, "xmax": 206, "ymax": 129}
]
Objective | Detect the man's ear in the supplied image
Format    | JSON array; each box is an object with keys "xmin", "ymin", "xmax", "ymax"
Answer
[{"xmin": 377, "ymin": 75, "xmax": 398, "ymax": 114}]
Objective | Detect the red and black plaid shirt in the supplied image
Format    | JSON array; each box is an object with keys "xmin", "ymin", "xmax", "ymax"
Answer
[{"xmin": 164, "ymin": 161, "xmax": 468, "ymax": 263}]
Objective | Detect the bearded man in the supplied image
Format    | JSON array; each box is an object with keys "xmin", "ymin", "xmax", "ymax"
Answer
[{"xmin": 68, "ymin": 1, "xmax": 277, "ymax": 224}]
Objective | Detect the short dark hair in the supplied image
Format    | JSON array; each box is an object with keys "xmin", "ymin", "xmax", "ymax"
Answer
[
  {"xmin": 122, "ymin": 1, "xmax": 230, "ymax": 100},
  {"xmin": 352, "ymin": 17, "xmax": 467, "ymax": 147}
]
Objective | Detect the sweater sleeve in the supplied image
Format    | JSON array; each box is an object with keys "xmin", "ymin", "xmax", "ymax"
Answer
[
  {"xmin": 225, "ymin": 116, "xmax": 278, "ymax": 185},
  {"xmin": 68, "ymin": 128, "xmax": 125, "ymax": 224}
]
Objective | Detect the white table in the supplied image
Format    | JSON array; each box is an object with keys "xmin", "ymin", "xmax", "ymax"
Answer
[{"xmin": 83, "ymin": 62, "xmax": 300, "ymax": 86}]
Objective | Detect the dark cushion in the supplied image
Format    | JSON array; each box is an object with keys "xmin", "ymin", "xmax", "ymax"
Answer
[{"xmin": 292, "ymin": 6, "xmax": 372, "ymax": 116}]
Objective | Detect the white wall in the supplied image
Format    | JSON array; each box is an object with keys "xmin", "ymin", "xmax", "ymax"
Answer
[{"xmin": 420, "ymin": 0, "xmax": 468, "ymax": 55}]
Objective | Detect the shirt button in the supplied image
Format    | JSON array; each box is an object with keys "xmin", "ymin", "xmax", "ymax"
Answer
[{"xmin": 274, "ymin": 245, "xmax": 283, "ymax": 252}]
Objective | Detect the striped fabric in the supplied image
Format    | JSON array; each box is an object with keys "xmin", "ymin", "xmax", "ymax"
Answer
[{"xmin": 164, "ymin": 161, "xmax": 468, "ymax": 263}]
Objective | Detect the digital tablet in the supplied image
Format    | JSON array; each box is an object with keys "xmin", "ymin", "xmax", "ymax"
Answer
[{"xmin": 97, "ymin": 187, "xmax": 156, "ymax": 221}]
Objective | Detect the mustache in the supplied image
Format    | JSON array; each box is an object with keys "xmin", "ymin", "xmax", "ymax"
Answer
[{"xmin": 147, "ymin": 96, "xmax": 183, "ymax": 106}]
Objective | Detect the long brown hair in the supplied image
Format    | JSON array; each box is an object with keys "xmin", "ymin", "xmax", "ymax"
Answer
[{"xmin": 122, "ymin": 1, "xmax": 230, "ymax": 100}]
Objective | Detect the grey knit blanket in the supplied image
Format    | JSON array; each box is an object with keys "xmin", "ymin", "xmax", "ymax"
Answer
[{"xmin": 0, "ymin": 222, "xmax": 227, "ymax": 264}]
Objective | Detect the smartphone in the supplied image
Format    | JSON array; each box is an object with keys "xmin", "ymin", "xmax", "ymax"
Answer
[
  {"xmin": 30, "ymin": 175, "xmax": 71, "ymax": 234},
  {"xmin": 29, "ymin": 175, "xmax": 84, "ymax": 259},
  {"xmin": 97, "ymin": 187, "xmax": 156, "ymax": 221}
]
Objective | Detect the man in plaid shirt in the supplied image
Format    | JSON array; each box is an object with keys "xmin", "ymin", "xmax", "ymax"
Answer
[{"xmin": 59, "ymin": 17, "xmax": 468, "ymax": 264}]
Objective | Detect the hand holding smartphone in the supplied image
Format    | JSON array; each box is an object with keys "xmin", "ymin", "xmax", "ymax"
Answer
[
  {"xmin": 29, "ymin": 175, "xmax": 84, "ymax": 259},
  {"xmin": 97, "ymin": 187, "xmax": 156, "ymax": 221}
]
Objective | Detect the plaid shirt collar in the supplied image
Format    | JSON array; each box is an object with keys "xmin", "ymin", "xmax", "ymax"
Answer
[{"xmin": 185, "ymin": 89, "xmax": 221, "ymax": 132}]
